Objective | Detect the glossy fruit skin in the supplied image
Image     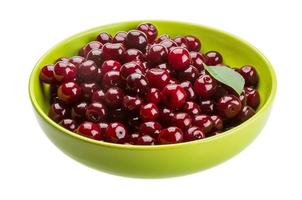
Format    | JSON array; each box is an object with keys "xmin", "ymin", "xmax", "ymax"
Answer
[
  {"xmin": 168, "ymin": 47, "xmax": 191, "ymax": 70},
  {"xmin": 85, "ymin": 102, "xmax": 108, "ymax": 122},
  {"xmin": 194, "ymin": 74, "xmax": 218, "ymax": 98},
  {"xmin": 193, "ymin": 115, "xmax": 213, "ymax": 134},
  {"xmin": 102, "ymin": 43, "xmax": 125, "ymax": 61},
  {"xmin": 210, "ymin": 115, "xmax": 223, "ymax": 132},
  {"xmin": 77, "ymin": 60, "xmax": 98, "ymax": 82},
  {"xmin": 71, "ymin": 102, "xmax": 88, "ymax": 121},
  {"xmin": 80, "ymin": 82, "xmax": 100, "ymax": 101},
  {"xmin": 98, "ymin": 122, "xmax": 109, "ymax": 135},
  {"xmin": 136, "ymin": 135, "xmax": 155, "ymax": 145},
  {"xmin": 127, "ymin": 132, "xmax": 141, "ymax": 144},
  {"xmin": 160, "ymin": 39, "xmax": 178, "ymax": 51},
  {"xmin": 173, "ymin": 112, "xmax": 192, "ymax": 131},
  {"xmin": 161, "ymin": 84, "xmax": 187, "ymax": 109},
  {"xmin": 205, "ymin": 51, "xmax": 223, "ymax": 66},
  {"xmin": 178, "ymin": 65, "xmax": 199, "ymax": 82},
  {"xmin": 91, "ymin": 89, "xmax": 106, "ymax": 103},
  {"xmin": 80, "ymin": 41, "xmax": 103, "ymax": 57},
  {"xmin": 217, "ymin": 95, "xmax": 242, "ymax": 119},
  {"xmin": 59, "ymin": 119, "xmax": 78, "ymax": 131},
  {"xmin": 140, "ymin": 103, "xmax": 159, "ymax": 121},
  {"xmin": 96, "ymin": 32, "xmax": 112, "ymax": 44},
  {"xmin": 105, "ymin": 122, "xmax": 128, "ymax": 143},
  {"xmin": 146, "ymin": 68, "xmax": 170, "ymax": 90},
  {"xmin": 86, "ymin": 49, "xmax": 103, "ymax": 66},
  {"xmin": 190, "ymin": 52, "xmax": 205, "ymax": 71},
  {"xmin": 120, "ymin": 62, "xmax": 143, "ymax": 80},
  {"xmin": 69, "ymin": 56, "xmax": 85, "ymax": 68},
  {"xmin": 184, "ymin": 126, "xmax": 205, "ymax": 141},
  {"xmin": 199, "ymin": 99, "xmax": 215, "ymax": 114},
  {"xmin": 123, "ymin": 95, "xmax": 143, "ymax": 112},
  {"xmin": 158, "ymin": 127, "xmax": 184, "ymax": 144},
  {"xmin": 102, "ymin": 70, "xmax": 121, "ymax": 89},
  {"xmin": 238, "ymin": 65, "xmax": 259, "ymax": 86},
  {"xmin": 147, "ymin": 44, "xmax": 168, "ymax": 65},
  {"xmin": 214, "ymin": 85, "xmax": 229, "ymax": 100},
  {"xmin": 244, "ymin": 87, "xmax": 260, "ymax": 109},
  {"xmin": 57, "ymin": 82, "xmax": 81, "ymax": 104},
  {"xmin": 185, "ymin": 35, "xmax": 201, "ymax": 51},
  {"xmin": 53, "ymin": 61, "xmax": 77, "ymax": 83},
  {"xmin": 56, "ymin": 57, "xmax": 69, "ymax": 63},
  {"xmin": 235, "ymin": 106, "xmax": 256, "ymax": 123},
  {"xmin": 173, "ymin": 36, "xmax": 188, "ymax": 48},
  {"xmin": 48, "ymin": 102, "xmax": 69, "ymax": 122},
  {"xmin": 123, "ymin": 49, "xmax": 144, "ymax": 63},
  {"xmin": 158, "ymin": 108, "xmax": 175, "ymax": 126},
  {"xmin": 105, "ymin": 87, "xmax": 124, "ymax": 108},
  {"xmin": 126, "ymin": 30, "xmax": 148, "ymax": 52},
  {"xmin": 182, "ymin": 101, "xmax": 201, "ymax": 116},
  {"xmin": 76, "ymin": 122, "xmax": 102, "ymax": 140},
  {"xmin": 137, "ymin": 23, "xmax": 158, "ymax": 43},
  {"xmin": 112, "ymin": 31, "xmax": 127, "ymax": 44},
  {"xmin": 100, "ymin": 60, "xmax": 121, "ymax": 76},
  {"xmin": 180, "ymin": 81, "xmax": 196, "ymax": 100},
  {"xmin": 40, "ymin": 64, "xmax": 55, "ymax": 83},
  {"xmin": 145, "ymin": 88, "xmax": 162, "ymax": 104},
  {"xmin": 139, "ymin": 121, "xmax": 162, "ymax": 138},
  {"xmin": 126, "ymin": 73, "xmax": 149, "ymax": 95},
  {"xmin": 156, "ymin": 34, "xmax": 170, "ymax": 43}
]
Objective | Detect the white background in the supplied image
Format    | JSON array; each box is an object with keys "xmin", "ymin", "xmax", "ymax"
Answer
[{"xmin": 0, "ymin": 0, "xmax": 301, "ymax": 199}]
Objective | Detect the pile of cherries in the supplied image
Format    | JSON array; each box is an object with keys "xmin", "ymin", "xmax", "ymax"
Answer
[{"xmin": 40, "ymin": 23, "xmax": 260, "ymax": 145}]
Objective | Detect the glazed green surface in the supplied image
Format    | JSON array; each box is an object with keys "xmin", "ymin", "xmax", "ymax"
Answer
[{"xmin": 29, "ymin": 20, "xmax": 277, "ymax": 178}]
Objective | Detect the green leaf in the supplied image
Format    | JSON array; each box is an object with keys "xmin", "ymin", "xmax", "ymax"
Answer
[{"xmin": 205, "ymin": 65, "xmax": 245, "ymax": 95}]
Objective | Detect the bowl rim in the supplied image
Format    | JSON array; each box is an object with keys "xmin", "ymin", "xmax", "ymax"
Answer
[{"xmin": 29, "ymin": 20, "xmax": 277, "ymax": 150}]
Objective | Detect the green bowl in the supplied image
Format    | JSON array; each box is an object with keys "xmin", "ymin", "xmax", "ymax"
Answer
[{"xmin": 29, "ymin": 20, "xmax": 277, "ymax": 178}]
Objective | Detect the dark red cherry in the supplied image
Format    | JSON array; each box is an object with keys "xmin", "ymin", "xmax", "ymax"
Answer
[
  {"xmin": 235, "ymin": 106, "xmax": 256, "ymax": 123},
  {"xmin": 112, "ymin": 31, "xmax": 127, "ymax": 44},
  {"xmin": 96, "ymin": 32, "xmax": 112, "ymax": 44},
  {"xmin": 102, "ymin": 43, "xmax": 125, "ymax": 61},
  {"xmin": 104, "ymin": 87, "xmax": 124, "ymax": 107},
  {"xmin": 48, "ymin": 102, "xmax": 69, "ymax": 122},
  {"xmin": 56, "ymin": 57, "xmax": 69, "ymax": 63},
  {"xmin": 126, "ymin": 73, "xmax": 149, "ymax": 95},
  {"xmin": 140, "ymin": 103, "xmax": 159, "ymax": 121},
  {"xmin": 205, "ymin": 51, "xmax": 223, "ymax": 65},
  {"xmin": 69, "ymin": 56, "xmax": 85, "ymax": 68},
  {"xmin": 168, "ymin": 47, "xmax": 191, "ymax": 70},
  {"xmin": 244, "ymin": 87, "xmax": 260, "ymax": 109},
  {"xmin": 210, "ymin": 115, "xmax": 223, "ymax": 132},
  {"xmin": 76, "ymin": 122, "xmax": 102, "ymax": 140},
  {"xmin": 161, "ymin": 84, "xmax": 187, "ymax": 109},
  {"xmin": 147, "ymin": 44, "xmax": 168, "ymax": 65},
  {"xmin": 239, "ymin": 90, "xmax": 247, "ymax": 107},
  {"xmin": 85, "ymin": 102, "xmax": 107, "ymax": 122},
  {"xmin": 40, "ymin": 64, "xmax": 55, "ymax": 84},
  {"xmin": 199, "ymin": 99, "xmax": 215, "ymax": 114},
  {"xmin": 127, "ymin": 115, "xmax": 141, "ymax": 131},
  {"xmin": 158, "ymin": 108, "xmax": 175, "ymax": 126},
  {"xmin": 123, "ymin": 49, "xmax": 144, "ymax": 62},
  {"xmin": 102, "ymin": 70, "xmax": 121, "ymax": 89},
  {"xmin": 86, "ymin": 49, "xmax": 103, "ymax": 66},
  {"xmin": 98, "ymin": 122, "xmax": 109, "ymax": 135},
  {"xmin": 160, "ymin": 39, "xmax": 178, "ymax": 51},
  {"xmin": 173, "ymin": 36, "xmax": 188, "ymax": 48},
  {"xmin": 71, "ymin": 102, "xmax": 88, "ymax": 121},
  {"xmin": 194, "ymin": 74, "xmax": 217, "ymax": 98},
  {"xmin": 127, "ymin": 132, "xmax": 141, "ymax": 144},
  {"xmin": 100, "ymin": 60, "xmax": 121, "ymax": 76},
  {"xmin": 137, "ymin": 23, "xmax": 158, "ymax": 43},
  {"xmin": 120, "ymin": 61, "xmax": 143, "ymax": 80},
  {"xmin": 105, "ymin": 122, "xmax": 128, "ymax": 143},
  {"xmin": 185, "ymin": 35, "xmax": 201, "ymax": 51},
  {"xmin": 139, "ymin": 121, "xmax": 162, "ymax": 138},
  {"xmin": 136, "ymin": 135, "xmax": 155, "ymax": 145},
  {"xmin": 190, "ymin": 52, "xmax": 205, "ymax": 71},
  {"xmin": 80, "ymin": 82, "xmax": 100, "ymax": 101},
  {"xmin": 123, "ymin": 95, "xmax": 143, "ymax": 112},
  {"xmin": 178, "ymin": 65, "xmax": 199, "ymax": 82},
  {"xmin": 53, "ymin": 61, "xmax": 77, "ymax": 83},
  {"xmin": 184, "ymin": 126, "xmax": 205, "ymax": 141},
  {"xmin": 59, "ymin": 119, "xmax": 78, "ymax": 131},
  {"xmin": 180, "ymin": 81, "xmax": 196, "ymax": 100},
  {"xmin": 213, "ymin": 85, "xmax": 229, "ymax": 100},
  {"xmin": 145, "ymin": 88, "xmax": 162, "ymax": 104},
  {"xmin": 80, "ymin": 41, "xmax": 103, "ymax": 57},
  {"xmin": 237, "ymin": 65, "xmax": 259, "ymax": 86},
  {"xmin": 57, "ymin": 82, "xmax": 81, "ymax": 104},
  {"xmin": 158, "ymin": 127, "xmax": 183, "ymax": 144},
  {"xmin": 108, "ymin": 108, "xmax": 127, "ymax": 123},
  {"xmin": 182, "ymin": 101, "xmax": 201, "ymax": 116},
  {"xmin": 146, "ymin": 68, "xmax": 171, "ymax": 90},
  {"xmin": 77, "ymin": 60, "xmax": 98, "ymax": 82},
  {"xmin": 193, "ymin": 115, "xmax": 213, "ymax": 134},
  {"xmin": 217, "ymin": 95, "xmax": 242, "ymax": 119},
  {"xmin": 125, "ymin": 30, "xmax": 148, "ymax": 52},
  {"xmin": 91, "ymin": 89, "xmax": 106, "ymax": 103},
  {"xmin": 173, "ymin": 112, "xmax": 192, "ymax": 131},
  {"xmin": 156, "ymin": 34, "xmax": 170, "ymax": 43}
]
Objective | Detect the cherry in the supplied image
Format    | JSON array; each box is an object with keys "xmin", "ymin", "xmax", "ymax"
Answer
[
  {"xmin": 127, "ymin": 132, "xmax": 141, "ymax": 144},
  {"xmin": 235, "ymin": 105, "xmax": 256, "ymax": 123},
  {"xmin": 102, "ymin": 70, "xmax": 121, "ymax": 89},
  {"xmin": 109, "ymin": 108, "xmax": 127, "ymax": 123},
  {"xmin": 140, "ymin": 103, "xmax": 159, "ymax": 121},
  {"xmin": 190, "ymin": 52, "xmax": 205, "ymax": 71},
  {"xmin": 96, "ymin": 32, "xmax": 112, "ymax": 44},
  {"xmin": 120, "ymin": 61, "xmax": 143, "ymax": 80},
  {"xmin": 48, "ymin": 102, "xmax": 69, "ymax": 122},
  {"xmin": 71, "ymin": 102, "xmax": 88, "ymax": 121},
  {"xmin": 137, "ymin": 23, "xmax": 158, "ymax": 43},
  {"xmin": 102, "ymin": 43, "xmax": 125, "ymax": 61},
  {"xmin": 217, "ymin": 95, "xmax": 242, "ymax": 119},
  {"xmin": 173, "ymin": 36, "xmax": 188, "ymax": 48},
  {"xmin": 199, "ymin": 99, "xmax": 215, "ymax": 114},
  {"xmin": 184, "ymin": 126, "xmax": 205, "ymax": 141},
  {"xmin": 112, "ymin": 31, "xmax": 127, "ymax": 44},
  {"xmin": 146, "ymin": 68, "xmax": 170, "ymax": 90},
  {"xmin": 59, "ymin": 119, "xmax": 78, "ymax": 131},
  {"xmin": 57, "ymin": 82, "xmax": 81, "ymax": 104},
  {"xmin": 178, "ymin": 65, "xmax": 199, "ymax": 82},
  {"xmin": 136, "ymin": 135, "xmax": 155, "ymax": 145},
  {"xmin": 69, "ymin": 56, "xmax": 85, "ymax": 68},
  {"xmin": 91, "ymin": 89, "xmax": 106, "ymax": 103},
  {"xmin": 193, "ymin": 115, "xmax": 213, "ymax": 134},
  {"xmin": 158, "ymin": 108, "xmax": 175, "ymax": 126},
  {"xmin": 123, "ymin": 95, "xmax": 143, "ymax": 112},
  {"xmin": 40, "ymin": 64, "xmax": 55, "ymax": 84},
  {"xmin": 126, "ymin": 30, "xmax": 148, "ymax": 52},
  {"xmin": 86, "ymin": 49, "xmax": 103, "ymax": 66},
  {"xmin": 127, "ymin": 115, "xmax": 141, "ymax": 131},
  {"xmin": 147, "ymin": 44, "xmax": 168, "ymax": 65},
  {"xmin": 185, "ymin": 35, "xmax": 201, "ymax": 51},
  {"xmin": 56, "ymin": 57, "xmax": 69, "ymax": 63},
  {"xmin": 237, "ymin": 65, "xmax": 258, "ymax": 86},
  {"xmin": 161, "ymin": 84, "xmax": 187, "ymax": 109},
  {"xmin": 139, "ymin": 121, "xmax": 162, "ymax": 138},
  {"xmin": 123, "ymin": 49, "xmax": 144, "ymax": 62},
  {"xmin": 213, "ymin": 85, "xmax": 229, "ymax": 100},
  {"xmin": 194, "ymin": 74, "xmax": 217, "ymax": 98},
  {"xmin": 80, "ymin": 82, "xmax": 100, "ymax": 101},
  {"xmin": 98, "ymin": 122, "xmax": 109, "ymax": 135},
  {"xmin": 100, "ymin": 60, "xmax": 121, "ymax": 76},
  {"xmin": 79, "ymin": 41, "xmax": 103, "ymax": 57},
  {"xmin": 145, "ymin": 88, "xmax": 162, "ymax": 104},
  {"xmin": 156, "ymin": 34, "xmax": 170, "ymax": 43},
  {"xmin": 104, "ymin": 87, "xmax": 124, "ymax": 108},
  {"xmin": 239, "ymin": 90, "xmax": 247, "ymax": 107},
  {"xmin": 158, "ymin": 127, "xmax": 183, "ymax": 144},
  {"xmin": 105, "ymin": 122, "xmax": 128, "ymax": 143},
  {"xmin": 180, "ymin": 81, "xmax": 196, "ymax": 100},
  {"xmin": 205, "ymin": 51, "xmax": 223, "ymax": 65},
  {"xmin": 182, "ymin": 101, "xmax": 201, "ymax": 116},
  {"xmin": 85, "ymin": 102, "xmax": 107, "ymax": 122},
  {"xmin": 76, "ymin": 122, "xmax": 102, "ymax": 140},
  {"xmin": 168, "ymin": 47, "xmax": 191, "ymax": 70},
  {"xmin": 210, "ymin": 115, "xmax": 223, "ymax": 132},
  {"xmin": 173, "ymin": 112, "xmax": 192, "ymax": 131},
  {"xmin": 244, "ymin": 87, "xmax": 260, "ymax": 109},
  {"xmin": 77, "ymin": 60, "xmax": 98, "ymax": 81},
  {"xmin": 160, "ymin": 39, "xmax": 178, "ymax": 51},
  {"xmin": 53, "ymin": 61, "xmax": 77, "ymax": 83},
  {"xmin": 126, "ymin": 73, "xmax": 149, "ymax": 95}
]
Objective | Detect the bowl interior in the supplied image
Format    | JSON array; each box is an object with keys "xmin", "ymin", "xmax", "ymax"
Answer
[{"xmin": 30, "ymin": 20, "xmax": 276, "ymax": 140}]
